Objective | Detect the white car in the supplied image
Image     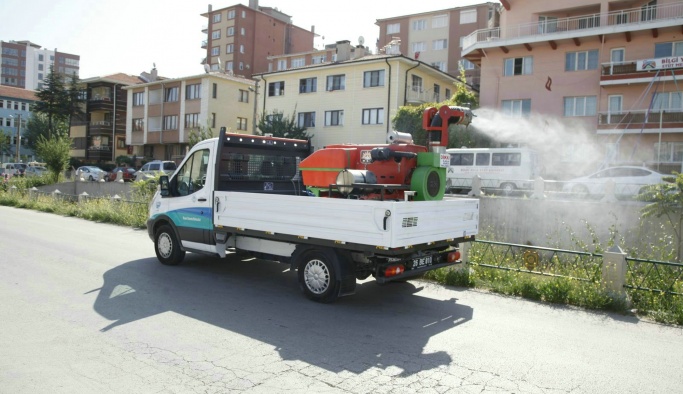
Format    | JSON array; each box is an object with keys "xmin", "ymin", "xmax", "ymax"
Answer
[
  {"xmin": 76, "ymin": 166, "xmax": 106, "ymax": 181},
  {"xmin": 562, "ymin": 166, "xmax": 670, "ymax": 197},
  {"xmin": 25, "ymin": 166, "xmax": 48, "ymax": 177}
]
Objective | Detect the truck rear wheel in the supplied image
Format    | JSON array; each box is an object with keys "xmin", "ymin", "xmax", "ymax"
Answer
[
  {"xmin": 297, "ymin": 248, "xmax": 340, "ymax": 303},
  {"xmin": 155, "ymin": 224, "xmax": 186, "ymax": 266}
]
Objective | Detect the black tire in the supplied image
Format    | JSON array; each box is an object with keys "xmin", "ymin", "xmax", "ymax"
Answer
[
  {"xmin": 297, "ymin": 248, "xmax": 340, "ymax": 303},
  {"xmin": 88, "ymin": 175, "xmax": 94, "ymax": 181},
  {"xmin": 154, "ymin": 224, "xmax": 186, "ymax": 266}
]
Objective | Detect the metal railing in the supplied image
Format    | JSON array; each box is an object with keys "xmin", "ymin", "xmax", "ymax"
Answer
[
  {"xmin": 463, "ymin": 1, "xmax": 683, "ymax": 51},
  {"xmin": 598, "ymin": 110, "xmax": 683, "ymax": 126},
  {"xmin": 625, "ymin": 257, "xmax": 683, "ymax": 296}
]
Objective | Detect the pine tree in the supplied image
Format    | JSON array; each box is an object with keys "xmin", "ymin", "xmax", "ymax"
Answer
[
  {"xmin": 257, "ymin": 109, "xmax": 309, "ymax": 140},
  {"xmin": 33, "ymin": 65, "xmax": 69, "ymax": 137}
]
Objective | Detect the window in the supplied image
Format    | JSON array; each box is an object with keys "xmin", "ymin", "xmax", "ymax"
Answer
[
  {"xmin": 363, "ymin": 70, "xmax": 385, "ymax": 87},
  {"xmin": 565, "ymin": 50, "xmax": 599, "ymax": 71},
  {"xmin": 460, "ymin": 9, "xmax": 476, "ymax": 24},
  {"xmin": 611, "ymin": 48, "xmax": 625, "ymax": 63},
  {"xmin": 411, "ymin": 75, "xmax": 423, "ymax": 92},
  {"xmin": 362, "ymin": 108, "xmax": 384, "ymax": 125},
  {"xmin": 654, "ymin": 41, "xmax": 683, "ymax": 58},
  {"xmin": 476, "ymin": 153, "xmax": 490, "ymax": 166},
  {"xmin": 186, "ymin": 83, "xmax": 201, "ymax": 100},
  {"xmin": 242, "ymin": 10, "xmax": 246, "ymax": 18},
  {"xmin": 226, "ymin": 44, "xmax": 234, "ymax": 53},
  {"xmin": 325, "ymin": 110, "xmax": 344, "ymax": 126},
  {"xmin": 38, "ymin": 54, "xmax": 44, "ymax": 61},
  {"xmin": 212, "ymin": 83, "xmax": 217, "ymax": 98},
  {"xmin": 132, "ymin": 118, "xmax": 144, "ymax": 131},
  {"xmin": 412, "ymin": 19, "xmax": 426, "ymax": 31},
  {"xmin": 268, "ymin": 81, "xmax": 285, "ymax": 96},
  {"xmin": 236, "ymin": 117, "xmax": 247, "ymax": 131},
  {"xmin": 291, "ymin": 57, "xmax": 305, "ymax": 68},
  {"xmin": 387, "ymin": 23, "xmax": 400, "ymax": 34},
  {"xmin": 211, "ymin": 46, "xmax": 220, "ymax": 56},
  {"xmin": 432, "ymin": 62, "xmax": 447, "ymax": 72},
  {"xmin": 241, "ymin": 27, "xmax": 245, "ymax": 36},
  {"xmin": 277, "ymin": 59, "xmax": 287, "ymax": 70},
  {"xmin": 185, "ymin": 113, "xmax": 200, "ymax": 128},
  {"xmin": 641, "ymin": 0, "xmax": 657, "ymax": 22},
  {"xmin": 133, "ymin": 92, "xmax": 144, "ymax": 106},
  {"xmin": 450, "ymin": 153, "xmax": 474, "ymax": 166},
  {"xmin": 211, "ymin": 112, "xmax": 216, "ymax": 128},
  {"xmin": 239, "ymin": 45, "xmax": 245, "ymax": 54},
  {"xmin": 227, "ymin": 9, "xmax": 235, "ymax": 19},
  {"xmin": 226, "ymin": 61, "xmax": 233, "ymax": 71},
  {"xmin": 212, "ymin": 13, "xmax": 221, "ymax": 23},
  {"xmin": 299, "ymin": 77, "xmax": 317, "ymax": 93},
  {"xmin": 654, "ymin": 142, "xmax": 683, "ymax": 162},
  {"xmin": 326, "ymin": 74, "xmax": 345, "ymax": 91},
  {"xmin": 239, "ymin": 62, "xmax": 244, "ymax": 70},
  {"xmin": 412, "ymin": 42, "xmax": 425, "ymax": 53},
  {"xmin": 298, "ymin": 112, "xmax": 315, "ymax": 128},
  {"xmin": 149, "ymin": 89, "xmax": 162, "ymax": 105},
  {"xmin": 211, "ymin": 30, "xmax": 220, "ymax": 39},
  {"xmin": 165, "ymin": 87, "xmax": 179, "ymax": 102},
  {"xmin": 445, "ymin": 88, "xmax": 451, "ymax": 100},
  {"xmin": 211, "ymin": 63, "xmax": 219, "ymax": 71},
  {"xmin": 433, "ymin": 84, "xmax": 441, "ymax": 102},
  {"xmin": 432, "ymin": 14, "xmax": 448, "ymax": 28},
  {"xmin": 564, "ymin": 96, "xmax": 597, "ymax": 116},
  {"xmin": 38, "ymin": 63, "xmax": 43, "ymax": 71},
  {"xmin": 227, "ymin": 27, "xmax": 234, "ymax": 36},
  {"xmin": 538, "ymin": 16, "xmax": 558, "ymax": 33},
  {"xmin": 492, "ymin": 153, "xmax": 522, "ymax": 166},
  {"xmin": 502, "ymin": 99, "xmax": 531, "ymax": 117},
  {"xmin": 652, "ymin": 92, "xmax": 683, "ymax": 111},
  {"xmin": 312, "ymin": 55, "xmax": 326, "ymax": 64},
  {"xmin": 504, "ymin": 56, "xmax": 533, "ymax": 76},
  {"xmin": 238, "ymin": 89, "xmax": 249, "ymax": 102},
  {"xmin": 433, "ymin": 39, "xmax": 448, "ymax": 50},
  {"xmin": 460, "ymin": 59, "xmax": 476, "ymax": 70},
  {"xmin": 174, "ymin": 149, "xmax": 209, "ymax": 197},
  {"xmin": 163, "ymin": 115, "xmax": 178, "ymax": 130}
]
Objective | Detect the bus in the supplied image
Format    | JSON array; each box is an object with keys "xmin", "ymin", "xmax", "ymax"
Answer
[{"xmin": 446, "ymin": 147, "xmax": 542, "ymax": 193}]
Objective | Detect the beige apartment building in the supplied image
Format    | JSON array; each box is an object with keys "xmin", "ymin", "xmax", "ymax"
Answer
[
  {"xmin": 124, "ymin": 72, "xmax": 256, "ymax": 163},
  {"xmin": 375, "ymin": 3, "xmax": 499, "ymax": 89},
  {"xmin": 201, "ymin": 1, "xmax": 316, "ymax": 79},
  {"xmin": 253, "ymin": 50, "xmax": 461, "ymax": 150},
  {"xmin": 462, "ymin": 0, "xmax": 683, "ymax": 176}
]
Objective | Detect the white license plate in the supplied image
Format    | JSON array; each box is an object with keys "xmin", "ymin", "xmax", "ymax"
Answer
[{"xmin": 412, "ymin": 256, "xmax": 433, "ymax": 268}]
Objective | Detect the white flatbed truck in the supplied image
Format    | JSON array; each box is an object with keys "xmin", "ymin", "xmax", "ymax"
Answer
[{"xmin": 147, "ymin": 130, "xmax": 479, "ymax": 302}]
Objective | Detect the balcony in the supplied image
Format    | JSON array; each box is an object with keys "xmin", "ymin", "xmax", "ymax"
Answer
[
  {"xmin": 88, "ymin": 121, "xmax": 112, "ymax": 134},
  {"xmin": 598, "ymin": 110, "xmax": 683, "ymax": 130},
  {"xmin": 405, "ymin": 87, "xmax": 440, "ymax": 105},
  {"xmin": 463, "ymin": 1, "xmax": 683, "ymax": 55},
  {"xmin": 600, "ymin": 59, "xmax": 683, "ymax": 85},
  {"xmin": 201, "ymin": 40, "xmax": 208, "ymax": 49}
]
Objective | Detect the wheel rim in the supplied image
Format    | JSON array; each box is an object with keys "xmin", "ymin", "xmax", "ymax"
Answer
[
  {"xmin": 304, "ymin": 259, "xmax": 330, "ymax": 294},
  {"xmin": 158, "ymin": 233, "xmax": 173, "ymax": 258}
]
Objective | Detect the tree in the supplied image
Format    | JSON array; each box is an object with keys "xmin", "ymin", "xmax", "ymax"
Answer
[
  {"xmin": 257, "ymin": 109, "xmax": 309, "ymax": 139},
  {"xmin": 33, "ymin": 65, "xmax": 69, "ymax": 137},
  {"xmin": 64, "ymin": 72, "xmax": 87, "ymax": 126},
  {"xmin": 187, "ymin": 124, "xmax": 214, "ymax": 148},
  {"xmin": 0, "ymin": 130, "xmax": 10, "ymax": 157},
  {"xmin": 638, "ymin": 173, "xmax": 683, "ymax": 261},
  {"xmin": 35, "ymin": 134, "xmax": 72, "ymax": 183},
  {"xmin": 24, "ymin": 114, "xmax": 51, "ymax": 151}
]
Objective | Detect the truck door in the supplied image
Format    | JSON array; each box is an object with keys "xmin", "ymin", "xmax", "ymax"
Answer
[{"xmin": 165, "ymin": 148, "xmax": 214, "ymax": 252}]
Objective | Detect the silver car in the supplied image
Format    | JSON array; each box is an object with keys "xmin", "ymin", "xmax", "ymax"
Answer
[
  {"xmin": 562, "ymin": 166, "xmax": 670, "ymax": 197},
  {"xmin": 76, "ymin": 166, "xmax": 106, "ymax": 181}
]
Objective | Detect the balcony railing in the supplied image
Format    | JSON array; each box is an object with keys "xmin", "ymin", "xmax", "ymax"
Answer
[
  {"xmin": 463, "ymin": 1, "xmax": 683, "ymax": 52},
  {"xmin": 201, "ymin": 40, "xmax": 208, "ymax": 49},
  {"xmin": 601, "ymin": 61, "xmax": 638, "ymax": 76},
  {"xmin": 598, "ymin": 110, "xmax": 683, "ymax": 126}
]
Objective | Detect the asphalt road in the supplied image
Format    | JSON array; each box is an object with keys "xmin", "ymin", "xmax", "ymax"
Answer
[{"xmin": 1, "ymin": 206, "xmax": 682, "ymax": 394}]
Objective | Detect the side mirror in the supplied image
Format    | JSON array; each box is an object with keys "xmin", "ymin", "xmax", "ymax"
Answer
[{"xmin": 159, "ymin": 175, "xmax": 170, "ymax": 197}]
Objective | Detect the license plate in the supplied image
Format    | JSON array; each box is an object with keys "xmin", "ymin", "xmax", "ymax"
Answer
[{"xmin": 412, "ymin": 256, "xmax": 433, "ymax": 269}]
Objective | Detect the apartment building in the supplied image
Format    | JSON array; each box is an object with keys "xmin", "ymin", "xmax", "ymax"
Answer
[
  {"xmin": 375, "ymin": 3, "xmax": 499, "ymax": 89},
  {"xmin": 1, "ymin": 40, "xmax": 79, "ymax": 90},
  {"xmin": 124, "ymin": 72, "xmax": 256, "ymax": 163},
  {"xmin": 69, "ymin": 73, "xmax": 146, "ymax": 163},
  {"xmin": 201, "ymin": 0, "xmax": 316, "ymax": 79},
  {"xmin": 253, "ymin": 51, "xmax": 461, "ymax": 150},
  {"xmin": 0, "ymin": 85, "xmax": 36, "ymax": 163},
  {"xmin": 462, "ymin": 0, "xmax": 683, "ymax": 176},
  {"xmin": 267, "ymin": 40, "xmax": 372, "ymax": 73}
]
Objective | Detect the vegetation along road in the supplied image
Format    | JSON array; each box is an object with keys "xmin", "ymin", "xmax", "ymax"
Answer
[{"xmin": 1, "ymin": 206, "xmax": 682, "ymax": 393}]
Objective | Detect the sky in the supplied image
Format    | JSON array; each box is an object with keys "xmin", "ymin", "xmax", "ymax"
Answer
[{"xmin": 1, "ymin": 0, "xmax": 490, "ymax": 80}]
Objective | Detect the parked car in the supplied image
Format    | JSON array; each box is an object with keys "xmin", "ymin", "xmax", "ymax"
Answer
[
  {"xmin": 75, "ymin": 166, "xmax": 106, "ymax": 181},
  {"xmin": 2, "ymin": 162, "xmax": 27, "ymax": 177},
  {"xmin": 105, "ymin": 167, "xmax": 137, "ymax": 182},
  {"xmin": 25, "ymin": 166, "xmax": 48, "ymax": 177},
  {"xmin": 562, "ymin": 166, "xmax": 671, "ymax": 197},
  {"xmin": 135, "ymin": 160, "xmax": 177, "ymax": 181}
]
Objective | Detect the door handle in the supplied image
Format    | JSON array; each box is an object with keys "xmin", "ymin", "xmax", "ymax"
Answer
[{"xmin": 198, "ymin": 198, "xmax": 207, "ymax": 202}]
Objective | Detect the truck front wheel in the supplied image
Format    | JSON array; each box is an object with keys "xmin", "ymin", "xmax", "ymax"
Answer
[
  {"xmin": 155, "ymin": 224, "xmax": 186, "ymax": 266},
  {"xmin": 297, "ymin": 248, "xmax": 340, "ymax": 303}
]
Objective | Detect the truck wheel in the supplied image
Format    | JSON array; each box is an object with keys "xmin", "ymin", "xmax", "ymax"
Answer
[
  {"xmin": 297, "ymin": 248, "xmax": 340, "ymax": 303},
  {"xmin": 155, "ymin": 224, "xmax": 185, "ymax": 265}
]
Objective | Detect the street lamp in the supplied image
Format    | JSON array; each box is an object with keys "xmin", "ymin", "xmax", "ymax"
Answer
[{"xmin": 9, "ymin": 114, "xmax": 21, "ymax": 162}]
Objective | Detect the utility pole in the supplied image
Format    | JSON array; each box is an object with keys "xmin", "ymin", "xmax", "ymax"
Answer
[{"xmin": 15, "ymin": 113, "xmax": 21, "ymax": 162}]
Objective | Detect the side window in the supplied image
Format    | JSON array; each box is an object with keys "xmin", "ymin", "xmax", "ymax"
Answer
[
  {"xmin": 176, "ymin": 149, "xmax": 210, "ymax": 196},
  {"xmin": 475, "ymin": 153, "xmax": 490, "ymax": 166}
]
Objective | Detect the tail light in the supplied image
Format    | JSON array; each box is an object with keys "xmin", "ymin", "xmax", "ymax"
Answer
[
  {"xmin": 384, "ymin": 264, "xmax": 405, "ymax": 277},
  {"xmin": 447, "ymin": 251, "xmax": 461, "ymax": 263}
]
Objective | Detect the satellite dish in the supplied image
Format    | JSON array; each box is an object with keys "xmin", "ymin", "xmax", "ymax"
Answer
[{"xmin": 358, "ymin": 36, "xmax": 365, "ymax": 46}]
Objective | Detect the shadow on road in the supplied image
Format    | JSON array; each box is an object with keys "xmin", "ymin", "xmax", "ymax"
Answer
[{"xmin": 90, "ymin": 253, "xmax": 473, "ymax": 376}]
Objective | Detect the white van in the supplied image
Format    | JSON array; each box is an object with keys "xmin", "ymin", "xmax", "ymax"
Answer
[{"xmin": 446, "ymin": 147, "xmax": 542, "ymax": 193}]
